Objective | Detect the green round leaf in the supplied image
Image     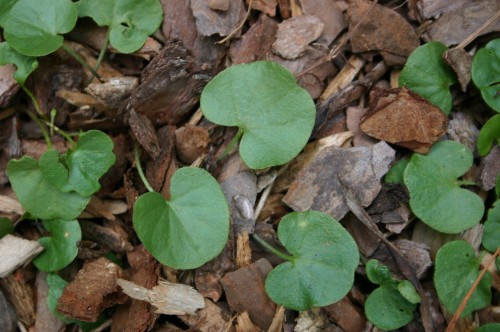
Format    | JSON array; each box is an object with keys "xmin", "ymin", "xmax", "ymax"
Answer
[
  {"xmin": 404, "ymin": 140, "xmax": 484, "ymax": 233},
  {"xmin": 33, "ymin": 219, "xmax": 81, "ymax": 272},
  {"xmin": 201, "ymin": 61, "xmax": 316, "ymax": 169},
  {"xmin": 472, "ymin": 39, "xmax": 500, "ymax": 112},
  {"xmin": 64, "ymin": 130, "xmax": 115, "ymax": 196},
  {"xmin": 366, "ymin": 259, "xmax": 392, "ymax": 285},
  {"xmin": 496, "ymin": 172, "xmax": 500, "ymax": 198},
  {"xmin": 365, "ymin": 285, "xmax": 416, "ymax": 330},
  {"xmin": 4, "ymin": 0, "xmax": 78, "ymax": 56},
  {"xmin": 0, "ymin": 42, "xmax": 38, "ymax": 85},
  {"xmin": 434, "ymin": 241, "xmax": 492, "ymax": 317},
  {"xmin": 7, "ymin": 156, "xmax": 90, "ymax": 220},
  {"xmin": 264, "ymin": 211, "xmax": 359, "ymax": 311},
  {"xmin": 0, "ymin": 218, "xmax": 14, "ymax": 238},
  {"xmin": 39, "ymin": 131, "xmax": 115, "ymax": 197},
  {"xmin": 78, "ymin": 0, "xmax": 163, "ymax": 53},
  {"xmin": 0, "ymin": 0, "xmax": 17, "ymax": 27},
  {"xmin": 477, "ymin": 114, "xmax": 500, "ymax": 157},
  {"xmin": 397, "ymin": 280, "xmax": 421, "ymax": 304},
  {"xmin": 476, "ymin": 323, "xmax": 500, "ymax": 332},
  {"xmin": 482, "ymin": 200, "xmax": 500, "ymax": 253},
  {"xmin": 399, "ymin": 41, "xmax": 457, "ymax": 114},
  {"xmin": 133, "ymin": 167, "xmax": 229, "ymax": 269}
]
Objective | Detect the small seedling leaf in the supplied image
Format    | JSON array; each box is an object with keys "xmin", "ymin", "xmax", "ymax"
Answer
[
  {"xmin": 482, "ymin": 200, "xmax": 500, "ymax": 253},
  {"xmin": 133, "ymin": 167, "xmax": 229, "ymax": 270},
  {"xmin": 477, "ymin": 114, "xmax": 500, "ymax": 157},
  {"xmin": 399, "ymin": 41, "xmax": 457, "ymax": 114},
  {"xmin": 435, "ymin": 240, "xmax": 492, "ymax": 317},
  {"xmin": 4, "ymin": 0, "xmax": 78, "ymax": 56},
  {"xmin": 201, "ymin": 61, "xmax": 316, "ymax": 169},
  {"xmin": 365, "ymin": 284, "xmax": 416, "ymax": 330},
  {"xmin": 0, "ymin": 42, "xmax": 38, "ymax": 85},
  {"xmin": 78, "ymin": 0, "xmax": 163, "ymax": 53},
  {"xmin": 384, "ymin": 158, "xmax": 409, "ymax": 184},
  {"xmin": 0, "ymin": 218, "xmax": 14, "ymax": 238},
  {"xmin": 397, "ymin": 280, "xmax": 421, "ymax": 305},
  {"xmin": 264, "ymin": 211, "xmax": 359, "ymax": 311},
  {"xmin": 0, "ymin": 0, "xmax": 16, "ymax": 27},
  {"xmin": 7, "ymin": 156, "xmax": 90, "ymax": 220},
  {"xmin": 404, "ymin": 140, "xmax": 484, "ymax": 233},
  {"xmin": 366, "ymin": 259, "xmax": 392, "ymax": 285},
  {"xmin": 33, "ymin": 219, "xmax": 81, "ymax": 272},
  {"xmin": 472, "ymin": 39, "xmax": 500, "ymax": 112}
]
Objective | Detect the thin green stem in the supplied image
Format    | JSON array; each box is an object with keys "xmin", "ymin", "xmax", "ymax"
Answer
[
  {"xmin": 26, "ymin": 111, "xmax": 52, "ymax": 148},
  {"xmin": 61, "ymin": 43, "xmax": 102, "ymax": 81},
  {"xmin": 86, "ymin": 31, "xmax": 110, "ymax": 85},
  {"xmin": 42, "ymin": 119, "xmax": 75, "ymax": 146},
  {"xmin": 252, "ymin": 234, "xmax": 293, "ymax": 261},
  {"xmin": 134, "ymin": 144, "xmax": 154, "ymax": 193},
  {"xmin": 21, "ymin": 86, "xmax": 42, "ymax": 115},
  {"xmin": 457, "ymin": 180, "xmax": 478, "ymax": 187},
  {"xmin": 218, "ymin": 128, "xmax": 243, "ymax": 161}
]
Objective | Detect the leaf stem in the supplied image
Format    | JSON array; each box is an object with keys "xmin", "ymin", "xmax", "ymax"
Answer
[
  {"xmin": 61, "ymin": 43, "xmax": 102, "ymax": 81},
  {"xmin": 456, "ymin": 180, "xmax": 477, "ymax": 187},
  {"xmin": 26, "ymin": 111, "xmax": 52, "ymax": 148},
  {"xmin": 252, "ymin": 234, "xmax": 293, "ymax": 261},
  {"xmin": 86, "ymin": 31, "xmax": 110, "ymax": 85},
  {"xmin": 134, "ymin": 144, "xmax": 154, "ymax": 193},
  {"xmin": 21, "ymin": 85, "xmax": 43, "ymax": 116},
  {"xmin": 218, "ymin": 128, "xmax": 243, "ymax": 161}
]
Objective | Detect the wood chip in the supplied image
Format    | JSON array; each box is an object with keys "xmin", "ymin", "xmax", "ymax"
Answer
[
  {"xmin": 221, "ymin": 258, "xmax": 276, "ymax": 330},
  {"xmin": 295, "ymin": 308, "xmax": 329, "ymax": 332},
  {"xmin": 0, "ymin": 288, "xmax": 17, "ymax": 332},
  {"xmin": 190, "ymin": 0, "xmax": 245, "ymax": 37},
  {"xmin": 300, "ymin": 0, "xmax": 346, "ymax": 46},
  {"xmin": 0, "ymin": 234, "xmax": 43, "ymax": 278},
  {"xmin": 0, "ymin": 64, "xmax": 20, "ymax": 108},
  {"xmin": 283, "ymin": 141, "xmax": 395, "ymax": 220},
  {"xmin": 348, "ymin": 0, "xmax": 420, "ymax": 66},
  {"xmin": 444, "ymin": 48, "xmax": 472, "ymax": 92},
  {"xmin": 320, "ymin": 55, "xmax": 365, "ymax": 101},
  {"xmin": 57, "ymin": 257, "xmax": 127, "ymax": 322},
  {"xmin": 322, "ymin": 297, "xmax": 366, "ymax": 332},
  {"xmin": 428, "ymin": 0, "xmax": 500, "ymax": 46},
  {"xmin": 236, "ymin": 311, "xmax": 261, "ymax": 332},
  {"xmin": 178, "ymin": 298, "xmax": 230, "ymax": 332},
  {"xmin": 479, "ymin": 146, "xmax": 500, "ymax": 191},
  {"xmin": 0, "ymin": 195, "xmax": 24, "ymax": 215},
  {"xmin": 0, "ymin": 273, "xmax": 35, "ymax": 325},
  {"xmin": 360, "ymin": 87, "xmax": 448, "ymax": 154},
  {"xmin": 128, "ymin": 108, "xmax": 160, "ymax": 159},
  {"xmin": 34, "ymin": 272, "xmax": 65, "ymax": 332},
  {"xmin": 117, "ymin": 279, "xmax": 204, "ymax": 316},
  {"xmin": 85, "ymin": 77, "xmax": 138, "ymax": 109},
  {"xmin": 272, "ymin": 15, "xmax": 324, "ymax": 60},
  {"xmin": 174, "ymin": 125, "xmax": 210, "ymax": 164},
  {"xmin": 248, "ymin": 0, "xmax": 277, "ymax": 16}
]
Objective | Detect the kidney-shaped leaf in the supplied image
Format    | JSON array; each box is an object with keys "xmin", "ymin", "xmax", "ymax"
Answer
[
  {"xmin": 78, "ymin": 0, "xmax": 163, "ymax": 53},
  {"xmin": 0, "ymin": 42, "xmax": 38, "ymax": 85},
  {"xmin": 477, "ymin": 114, "xmax": 500, "ymax": 157},
  {"xmin": 404, "ymin": 140, "xmax": 484, "ymax": 233},
  {"xmin": 366, "ymin": 258, "xmax": 392, "ymax": 285},
  {"xmin": 201, "ymin": 61, "xmax": 316, "ymax": 169},
  {"xmin": 39, "ymin": 130, "xmax": 115, "ymax": 197},
  {"xmin": 365, "ymin": 284, "xmax": 416, "ymax": 330},
  {"xmin": 133, "ymin": 167, "xmax": 229, "ymax": 269},
  {"xmin": 482, "ymin": 201, "xmax": 500, "ymax": 253},
  {"xmin": 264, "ymin": 211, "xmax": 359, "ymax": 311},
  {"xmin": 399, "ymin": 41, "xmax": 457, "ymax": 114},
  {"xmin": 4, "ymin": 0, "xmax": 78, "ymax": 56},
  {"xmin": 0, "ymin": 0, "xmax": 17, "ymax": 27},
  {"xmin": 33, "ymin": 219, "xmax": 81, "ymax": 272},
  {"xmin": 472, "ymin": 39, "xmax": 500, "ymax": 112},
  {"xmin": 435, "ymin": 241, "xmax": 491, "ymax": 317},
  {"xmin": 7, "ymin": 156, "xmax": 90, "ymax": 220}
]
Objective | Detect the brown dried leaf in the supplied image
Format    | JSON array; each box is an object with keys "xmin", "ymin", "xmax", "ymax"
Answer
[
  {"xmin": 57, "ymin": 258, "xmax": 127, "ymax": 322},
  {"xmin": 272, "ymin": 15, "xmax": 324, "ymax": 60},
  {"xmin": 348, "ymin": 0, "xmax": 420, "ymax": 66},
  {"xmin": 360, "ymin": 87, "xmax": 448, "ymax": 154},
  {"xmin": 283, "ymin": 141, "xmax": 395, "ymax": 220}
]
